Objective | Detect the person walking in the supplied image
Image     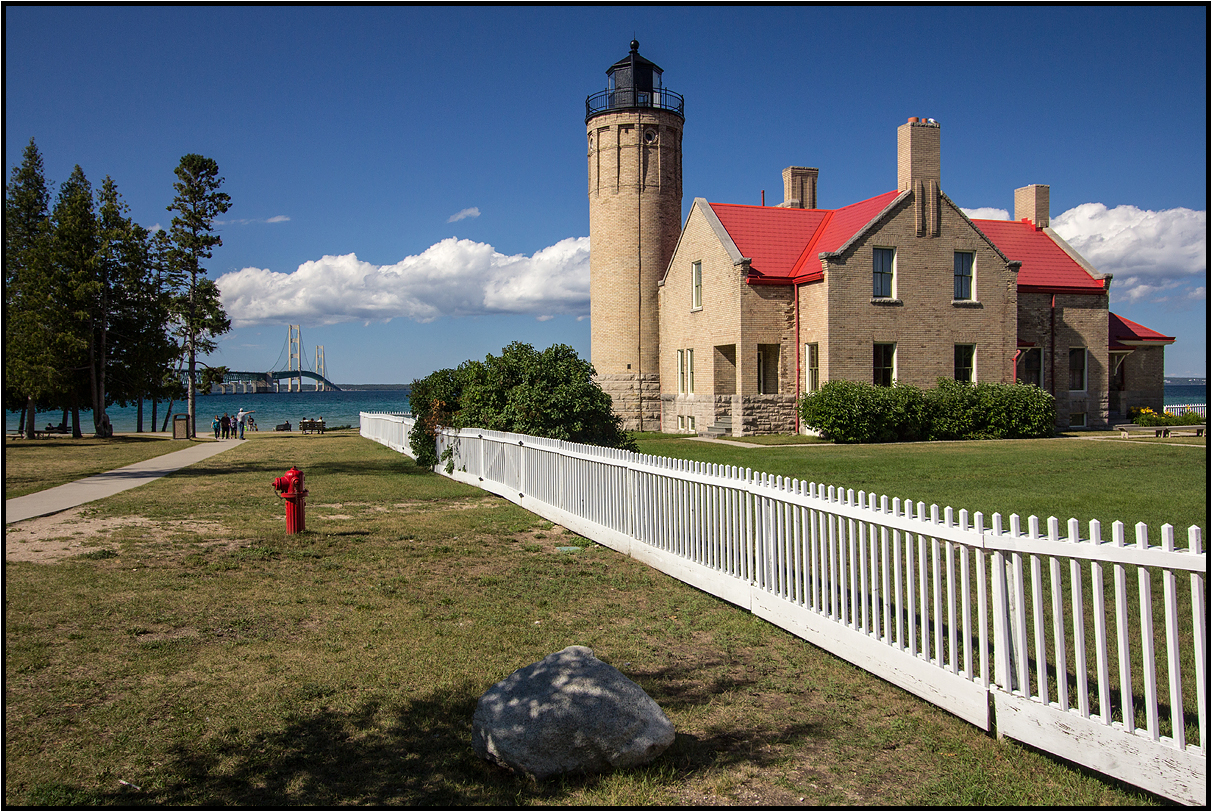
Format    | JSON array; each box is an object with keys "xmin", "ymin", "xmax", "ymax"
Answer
[
  {"xmin": 221, "ymin": 413, "xmax": 230, "ymax": 440},
  {"xmin": 212, "ymin": 415, "xmax": 220, "ymax": 439}
]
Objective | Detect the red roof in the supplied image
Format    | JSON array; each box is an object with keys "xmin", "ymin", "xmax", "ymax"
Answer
[
  {"xmin": 1109, "ymin": 311, "xmax": 1175, "ymax": 349},
  {"xmin": 709, "ymin": 203, "xmax": 829, "ymax": 279},
  {"xmin": 707, "ymin": 190, "xmax": 901, "ymax": 285},
  {"xmin": 973, "ymin": 218, "xmax": 1105, "ymax": 294}
]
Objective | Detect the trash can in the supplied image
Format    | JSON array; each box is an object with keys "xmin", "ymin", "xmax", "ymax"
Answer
[{"xmin": 172, "ymin": 413, "xmax": 190, "ymax": 440}]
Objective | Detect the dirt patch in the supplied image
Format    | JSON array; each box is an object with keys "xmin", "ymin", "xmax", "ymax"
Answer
[{"xmin": 5, "ymin": 508, "xmax": 234, "ymax": 564}]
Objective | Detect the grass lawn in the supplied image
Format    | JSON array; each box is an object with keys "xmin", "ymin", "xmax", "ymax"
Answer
[
  {"xmin": 4, "ymin": 434, "xmax": 181, "ymax": 500},
  {"xmin": 5, "ymin": 432, "xmax": 1197, "ymax": 805}
]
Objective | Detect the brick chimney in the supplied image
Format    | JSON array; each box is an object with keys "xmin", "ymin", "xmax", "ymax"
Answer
[
  {"xmin": 779, "ymin": 166, "xmax": 818, "ymax": 209},
  {"xmin": 897, "ymin": 117, "xmax": 941, "ymax": 237},
  {"xmin": 1014, "ymin": 184, "xmax": 1050, "ymax": 228}
]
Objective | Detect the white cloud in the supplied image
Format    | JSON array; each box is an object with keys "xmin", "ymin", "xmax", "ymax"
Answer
[
  {"xmin": 217, "ymin": 236, "xmax": 590, "ymax": 328},
  {"xmin": 1051, "ymin": 203, "xmax": 1206, "ymax": 303},
  {"xmin": 447, "ymin": 207, "xmax": 481, "ymax": 223},
  {"xmin": 215, "ymin": 215, "xmax": 291, "ymax": 225},
  {"xmin": 960, "ymin": 206, "xmax": 1010, "ymax": 221}
]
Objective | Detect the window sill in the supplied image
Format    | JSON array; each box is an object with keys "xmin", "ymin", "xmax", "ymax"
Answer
[
  {"xmin": 690, "ymin": 306, "xmax": 703, "ymax": 313},
  {"xmin": 870, "ymin": 297, "xmax": 903, "ymax": 306},
  {"xmin": 951, "ymin": 299, "xmax": 983, "ymax": 308}
]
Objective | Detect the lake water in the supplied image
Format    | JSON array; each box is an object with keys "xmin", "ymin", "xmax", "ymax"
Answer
[
  {"xmin": 6, "ymin": 389, "xmax": 410, "ymax": 434},
  {"xmin": 6, "ymin": 383, "xmax": 1205, "ymax": 434}
]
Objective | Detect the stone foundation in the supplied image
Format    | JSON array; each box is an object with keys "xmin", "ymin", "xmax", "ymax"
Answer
[{"xmin": 597, "ymin": 373, "xmax": 662, "ymax": 432}]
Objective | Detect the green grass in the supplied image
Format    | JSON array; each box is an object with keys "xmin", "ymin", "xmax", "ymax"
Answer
[
  {"xmin": 4, "ymin": 434, "xmax": 182, "ymax": 499},
  {"xmin": 4, "ymin": 432, "xmax": 1191, "ymax": 805},
  {"xmin": 632, "ymin": 432, "xmax": 1207, "ymax": 540}
]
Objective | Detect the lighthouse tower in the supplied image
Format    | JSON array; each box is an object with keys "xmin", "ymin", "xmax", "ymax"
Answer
[{"xmin": 586, "ymin": 40, "xmax": 684, "ymax": 431}]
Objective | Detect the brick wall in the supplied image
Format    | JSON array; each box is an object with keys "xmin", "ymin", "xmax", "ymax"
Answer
[
  {"xmin": 1016, "ymin": 291, "xmax": 1110, "ymax": 427},
  {"xmin": 809, "ymin": 194, "xmax": 1019, "ymax": 391}
]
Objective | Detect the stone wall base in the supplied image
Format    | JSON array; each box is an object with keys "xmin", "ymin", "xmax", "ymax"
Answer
[{"xmin": 597, "ymin": 373, "xmax": 662, "ymax": 432}]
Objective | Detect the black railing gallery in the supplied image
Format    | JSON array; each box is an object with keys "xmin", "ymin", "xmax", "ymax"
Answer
[{"xmin": 586, "ymin": 87, "xmax": 684, "ymax": 121}]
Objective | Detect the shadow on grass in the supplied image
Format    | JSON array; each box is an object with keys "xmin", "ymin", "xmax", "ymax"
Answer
[{"xmin": 19, "ymin": 662, "xmax": 829, "ymax": 806}]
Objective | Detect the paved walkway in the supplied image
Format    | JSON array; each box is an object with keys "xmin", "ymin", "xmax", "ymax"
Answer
[{"xmin": 5, "ymin": 439, "xmax": 245, "ymax": 524}]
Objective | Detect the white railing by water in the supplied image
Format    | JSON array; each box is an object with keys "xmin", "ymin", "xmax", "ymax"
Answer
[
  {"xmin": 360, "ymin": 412, "xmax": 1206, "ymax": 804},
  {"xmin": 1167, "ymin": 403, "xmax": 1207, "ymax": 418}
]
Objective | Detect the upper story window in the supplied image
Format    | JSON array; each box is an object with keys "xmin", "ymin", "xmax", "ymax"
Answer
[
  {"xmin": 873, "ymin": 248, "xmax": 895, "ymax": 298},
  {"xmin": 954, "ymin": 251, "xmax": 974, "ymax": 300},
  {"xmin": 1069, "ymin": 348, "xmax": 1087, "ymax": 392},
  {"xmin": 691, "ymin": 261, "xmax": 702, "ymax": 309}
]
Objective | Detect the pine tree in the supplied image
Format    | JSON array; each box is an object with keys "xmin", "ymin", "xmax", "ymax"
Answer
[
  {"xmin": 52, "ymin": 165, "xmax": 101, "ymax": 437},
  {"xmin": 166, "ymin": 154, "xmax": 231, "ymax": 438},
  {"xmin": 4, "ymin": 138, "xmax": 56, "ymax": 437}
]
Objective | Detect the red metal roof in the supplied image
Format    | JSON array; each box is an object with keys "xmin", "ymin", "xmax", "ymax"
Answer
[
  {"xmin": 973, "ymin": 218, "xmax": 1106, "ymax": 294},
  {"xmin": 709, "ymin": 203, "xmax": 829, "ymax": 279},
  {"xmin": 1109, "ymin": 311, "xmax": 1175, "ymax": 348},
  {"xmin": 707, "ymin": 190, "xmax": 900, "ymax": 285}
]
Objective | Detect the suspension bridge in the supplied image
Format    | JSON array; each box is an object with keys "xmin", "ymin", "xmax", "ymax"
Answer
[{"xmin": 206, "ymin": 325, "xmax": 341, "ymax": 394}]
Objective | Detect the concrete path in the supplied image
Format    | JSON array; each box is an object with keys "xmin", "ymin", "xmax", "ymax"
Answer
[{"xmin": 5, "ymin": 439, "xmax": 245, "ymax": 524}]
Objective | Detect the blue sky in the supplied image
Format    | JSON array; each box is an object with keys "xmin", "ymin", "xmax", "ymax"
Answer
[{"xmin": 6, "ymin": 5, "xmax": 1207, "ymax": 382}]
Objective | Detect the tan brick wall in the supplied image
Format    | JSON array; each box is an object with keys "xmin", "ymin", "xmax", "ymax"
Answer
[
  {"xmin": 1016, "ymin": 291, "xmax": 1110, "ymax": 427},
  {"xmin": 1014, "ymin": 184, "xmax": 1050, "ymax": 228},
  {"xmin": 657, "ymin": 205, "xmax": 743, "ymax": 432},
  {"xmin": 1109, "ymin": 346, "xmax": 1166, "ymax": 419},
  {"xmin": 588, "ymin": 108, "xmax": 682, "ymax": 428},
  {"xmin": 805, "ymin": 194, "xmax": 1019, "ymax": 391}
]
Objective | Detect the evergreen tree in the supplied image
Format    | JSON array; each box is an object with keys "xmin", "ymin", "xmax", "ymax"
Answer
[
  {"xmin": 52, "ymin": 165, "xmax": 101, "ymax": 437},
  {"xmin": 166, "ymin": 154, "xmax": 231, "ymax": 438},
  {"xmin": 4, "ymin": 138, "xmax": 56, "ymax": 438}
]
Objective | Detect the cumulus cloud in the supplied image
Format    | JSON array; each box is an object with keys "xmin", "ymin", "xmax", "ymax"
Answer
[
  {"xmin": 217, "ymin": 236, "xmax": 590, "ymax": 328},
  {"xmin": 1051, "ymin": 203, "xmax": 1206, "ymax": 303},
  {"xmin": 447, "ymin": 207, "xmax": 480, "ymax": 223},
  {"xmin": 960, "ymin": 206, "xmax": 1010, "ymax": 221}
]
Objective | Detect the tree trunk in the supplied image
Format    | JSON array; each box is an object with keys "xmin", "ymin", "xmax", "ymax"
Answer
[
  {"xmin": 21, "ymin": 397, "xmax": 33, "ymax": 438},
  {"xmin": 137, "ymin": 397, "xmax": 144, "ymax": 433},
  {"xmin": 162, "ymin": 398, "xmax": 174, "ymax": 432},
  {"xmin": 71, "ymin": 393, "xmax": 82, "ymax": 439},
  {"xmin": 151, "ymin": 398, "xmax": 158, "ymax": 433}
]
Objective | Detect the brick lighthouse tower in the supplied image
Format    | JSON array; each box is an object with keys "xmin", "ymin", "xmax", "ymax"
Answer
[{"xmin": 585, "ymin": 40, "xmax": 684, "ymax": 431}]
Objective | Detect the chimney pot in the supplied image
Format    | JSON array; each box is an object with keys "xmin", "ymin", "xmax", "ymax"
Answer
[{"xmin": 908, "ymin": 116, "xmax": 919, "ymax": 123}]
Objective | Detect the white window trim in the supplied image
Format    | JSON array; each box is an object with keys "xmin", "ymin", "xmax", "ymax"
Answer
[
  {"xmin": 687, "ymin": 348, "xmax": 695, "ymax": 394},
  {"xmin": 677, "ymin": 349, "xmax": 685, "ymax": 394},
  {"xmin": 691, "ymin": 261, "xmax": 703, "ymax": 310},
  {"xmin": 955, "ymin": 343, "xmax": 977, "ymax": 383},
  {"xmin": 873, "ymin": 247, "xmax": 896, "ymax": 299},
  {"xmin": 805, "ymin": 343, "xmax": 820, "ymax": 392},
  {"xmin": 954, "ymin": 251, "xmax": 976, "ymax": 302}
]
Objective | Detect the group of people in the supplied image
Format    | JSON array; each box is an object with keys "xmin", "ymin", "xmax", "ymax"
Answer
[{"xmin": 212, "ymin": 408, "xmax": 255, "ymax": 440}]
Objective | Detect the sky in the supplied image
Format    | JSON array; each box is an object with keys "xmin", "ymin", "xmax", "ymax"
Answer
[{"xmin": 5, "ymin": 5, "xmax": 1207, "ymax": 383}]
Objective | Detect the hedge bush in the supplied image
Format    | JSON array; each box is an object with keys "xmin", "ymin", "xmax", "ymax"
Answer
[
  {"xmin": 1129, "ymin": 406, "xmax": 1203, "ymax": 427},
  {"xmin": 799, "ymin": 379, "xmax": 1055, "ymax": 443}
]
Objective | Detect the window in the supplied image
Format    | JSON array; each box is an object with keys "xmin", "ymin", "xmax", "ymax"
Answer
[
  {"xmin": 954, "ymin": 251, "xmax": 974, "ymax": 300},
  {"xmin": 1017, "ymin": 348, "xmax": 1042, "ymax": 387},
  {"xmin": 691, "ymin": 261, "xmax": 702, "ymax": 309},
  {"xmin": 687, "ymin": 348, "xmax": 695, "ymax": 394},
  {"xmin": 1069, "ymin": 348, "xmax": 1087, "ymax": 392},
  {"xmin": 677, "ymin": 350, "xmax": 685, "ymax": 394},
  {"xmin": 874, "ymin": 343, "xmax": 895, "ymax": 387},
  {"xmin": 873, "ymin": 248, "xmax": 895, "ymax": 298},
  {"xmin": 757, "ymin": 344, "xmax": 779, "ymax": 394},
  {"xmin": 954, "ymin": 344, "xmax": 975, "ymax": 382},
  {"xmin": 806, "ymin": 343, "xmax": 820, "ymax": 392},
  {"xmin": 677, "ymin": 415, "xmax": 685, "ymax": 431},
  {"xmin": 1069, "ymin": 412, "xmax": 1087, "ymax": 428},
  {"xmin": 757, "ymin": 350, "xmax": 765, "ymax": 394},
  {"xmin": 687, "ymin": 415, "xmax": 696, "ymax": 431},
  {"xmin": 677, "ymin": 348, "xmax": 695, "ymax": 394}
]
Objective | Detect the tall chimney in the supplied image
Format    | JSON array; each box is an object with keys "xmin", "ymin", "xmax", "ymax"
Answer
[
  {"xmin": 779, "ymin": 166, "xmax": 818, "ymax": 209},
  {"xmin": 1014, "ymin": 184, "xmax": 1050, "ymax": 228},
  {"xmin": 897, "ymin": 117, "xmax": 941, "ymax": 237}
]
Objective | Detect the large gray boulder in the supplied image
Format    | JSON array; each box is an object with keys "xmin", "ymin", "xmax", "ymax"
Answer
[{"xmin": 472, "ymin": 645, "xmax": 675, "ymax": 780}]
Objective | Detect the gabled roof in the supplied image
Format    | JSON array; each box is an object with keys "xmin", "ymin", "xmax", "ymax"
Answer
[
  {"xmin": 1109, "ymin": 311, "xmax": 1175, "ymax": 350},
  {"xmin": 705, "ymin": 190, "xmax": 902, "ymax": 285},
  {"xmin": 974, "ymin": 218, "xmax": 1106, "ymax": 294}
]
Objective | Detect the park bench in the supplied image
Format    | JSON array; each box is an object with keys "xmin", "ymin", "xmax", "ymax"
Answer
[
  {"xmin": 274, "ymin": 421, "xmax": 292, "ymax": 432},
  {"xmin": 1114, "ymin": 423, "xmax": 1206, "ymax": 439},
  {"xmin": 299, "ymin": 419, "xmax": 326, "ymax": 435}
]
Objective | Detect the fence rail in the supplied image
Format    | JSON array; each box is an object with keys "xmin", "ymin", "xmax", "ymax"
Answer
[
  {"xmin": 360, "ymin": 412, "xmax": 1206, "ymax": 804},
  {"xmin": 1167, "ymin": 403, "xmax": 1207, "ymax": 418}
]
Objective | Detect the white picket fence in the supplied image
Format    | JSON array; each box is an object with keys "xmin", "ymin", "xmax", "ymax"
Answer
[
  {"xmin": 360, "ymin": 412, "xmax": 1206, "ymax": 804},
  {"xmin": 1167, "ymin": 403, "xmax": 1207, "ymax": 418}
]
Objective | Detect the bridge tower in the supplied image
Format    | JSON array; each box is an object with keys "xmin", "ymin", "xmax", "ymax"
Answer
[
  {"xmin": 586, "ymin": 40, "xmax": 684, "ymax": 431},
  {"xmin": 316, "ymin": 346, "xmax": 327, "ymax": 392},
  {"xmin": 287, "ymin": 324, "xmax": 302, "ymax": 392}
]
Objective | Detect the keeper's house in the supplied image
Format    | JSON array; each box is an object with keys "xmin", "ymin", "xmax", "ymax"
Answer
[{"xmin": 585, "ymin": 42, "xmax": 1174, "ymax": 436}]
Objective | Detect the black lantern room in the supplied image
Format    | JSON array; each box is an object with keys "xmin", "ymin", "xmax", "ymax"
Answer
[{"xmin": 586, "ymin": 40, "xmax": 684, "ymax": 122}]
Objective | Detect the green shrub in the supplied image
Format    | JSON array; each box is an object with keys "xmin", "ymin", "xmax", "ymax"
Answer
[
  {"xmin": 407, "ymin": 342, "xmax": 635, "ymax": 466},
  {"xmin": 1130, "ymin": 406, "xmax": 1204, "ymax": 427},
  {"xmin": 800, "ymin": 379, "xmax": 1054, "ymax": 444}
]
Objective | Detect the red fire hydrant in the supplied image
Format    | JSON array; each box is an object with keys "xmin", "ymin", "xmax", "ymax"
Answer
[{"xmin": 272, "ymin": 466, "xmax": 308, "ymax": 533}]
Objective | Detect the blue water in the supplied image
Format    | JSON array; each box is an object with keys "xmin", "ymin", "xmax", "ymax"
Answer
[
  {"xmin": 1164, "ymin": 384, "xmax": 1206, "ymax": 406},
  {"xmin": 5, "ymin": 389, "xmax": 410, "ymax": 434}
]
